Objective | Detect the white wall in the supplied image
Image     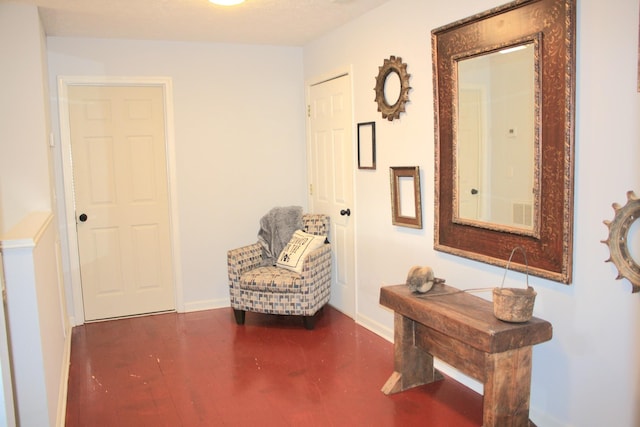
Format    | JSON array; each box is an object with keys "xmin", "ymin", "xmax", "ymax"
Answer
[
  {"xmin": 1, "ymin": 4, "xmax": 63, "ymax": 426},
  {"xmin": 46, "ymin": 38, "xmax": 308, "ymax": 317},
  {"xmin": 304, "ymin": 0, "xmax": 640, "ymax": 426},
  {"xmin": 0, "ymin": 2, "xmax": 53, "ymax": 233},
  {"xmin": 36, "ymin": 0, "xmax": 640, "ymax": 425}
]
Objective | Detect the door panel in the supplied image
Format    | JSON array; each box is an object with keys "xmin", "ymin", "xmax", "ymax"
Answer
[
  {"xmin": 68, "ymin": 85, "xmax": 175, "ymax": 321},
  {"xmin": 308, "ymin": 75, "xmax": 355, "ymax": 317}
]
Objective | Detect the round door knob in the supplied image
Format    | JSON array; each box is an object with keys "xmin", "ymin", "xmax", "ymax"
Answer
[
  {"xmin": 471, "ymin": 188, "xmax": 479, "ymax": 195},
  {"xmin": 79, "ymin": 213, "xmax": 88, "ymax": 222},
  {"xmin": 340, "ymin": 209, "xmax": 351, "ymax": 216}
]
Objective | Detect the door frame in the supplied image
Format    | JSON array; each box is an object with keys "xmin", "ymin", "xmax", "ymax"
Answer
[
  {"xmin": 57, "ymin": 76, "xmax": 184, "ymax": 325},
  {"xmin": 305, "ymin": 66, "xmax": 358, "ymax": 318}
]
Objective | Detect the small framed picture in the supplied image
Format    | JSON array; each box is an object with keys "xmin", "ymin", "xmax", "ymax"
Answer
[
  {"xmin": 357, "ymin": 122, "xmax": 376, "ymax": 169},
  {"xmin": 390, "ymin": 166, "xmax": 422, "ymax": 229}
]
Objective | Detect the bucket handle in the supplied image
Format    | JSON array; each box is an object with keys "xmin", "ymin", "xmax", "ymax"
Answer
[{"xmin": 500, "ymin": 246, "xmax": 529, "ymax": 288}]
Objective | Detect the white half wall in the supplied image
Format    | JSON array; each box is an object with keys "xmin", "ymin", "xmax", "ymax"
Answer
[{"xmin": 2, "ymin": 212, "xmax": 70, "ymax": 427}]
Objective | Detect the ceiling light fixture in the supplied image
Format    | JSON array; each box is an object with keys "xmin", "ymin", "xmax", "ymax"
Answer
[{"xmin": 209, "ymin": 0, "xmax": 245, "ymax": 5}]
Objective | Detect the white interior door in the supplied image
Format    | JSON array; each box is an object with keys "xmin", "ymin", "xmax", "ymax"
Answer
[
  {"xmin": 67, "ymin": 85, "xmax": 175, "ymax": 321},
  {"xmin": 308, "ymin": 74, "xmax": 356, "ymax": 318}
]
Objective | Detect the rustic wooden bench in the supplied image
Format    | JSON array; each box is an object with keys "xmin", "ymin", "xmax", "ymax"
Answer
[{"xmin": 380, "ymin": 283, "xmax": 552, "ymax": 427}]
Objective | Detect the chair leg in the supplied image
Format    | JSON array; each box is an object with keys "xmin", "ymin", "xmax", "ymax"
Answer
[
  {"xmin": 303, "ymin": 315, "xmax": 315, "ymax": 330},
  {"xmin": 233, "ymin": 309, "xmax": 246, "ymax": 325},
  {"xmin": 303, "ymin": 305, "xmax": 326, "ymax": 330},
  {"xmin": 304, "ymin": 311, "xmax": 322, "ymax": 329}
]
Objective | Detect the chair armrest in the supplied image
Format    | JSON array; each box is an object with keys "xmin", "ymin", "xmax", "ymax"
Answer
[
  {"xmin": 300, "ymin": 243, "xmax": 332, "ymax": 280},
  {"xmin": 297, "ymin": 243, "xmax": 332, "ymax": 297},
  {"xmin": 228, "ymin": 242, "xmax": 263, "ymax": 288}
]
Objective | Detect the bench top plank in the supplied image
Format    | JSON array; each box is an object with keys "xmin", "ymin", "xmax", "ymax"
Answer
[{"xmin": 380, "ymin": 283, "xmax": 552, "ymax": 353}]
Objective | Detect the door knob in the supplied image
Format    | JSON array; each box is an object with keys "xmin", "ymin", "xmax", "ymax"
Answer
[
  {"xmin": 471, "ymin": 188, "xmax": 479, "ymax": 195},
  {"xmin": 79, "ymin": 213, "xmax": 88, "ymax": 222},
  {"xmin": 340, "ymin": 209, "xmax": 351, "ymax": 216}
]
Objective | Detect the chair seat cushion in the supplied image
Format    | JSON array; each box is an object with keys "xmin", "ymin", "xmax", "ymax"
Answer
[{"xmin": 239, "ymin": 266, "xmax": 302, "ymax": 293}]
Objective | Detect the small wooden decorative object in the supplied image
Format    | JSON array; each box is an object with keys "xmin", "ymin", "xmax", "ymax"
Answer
[{"xmin": 405, "ymin": 265, "xmax": 435, "ymax": 293}]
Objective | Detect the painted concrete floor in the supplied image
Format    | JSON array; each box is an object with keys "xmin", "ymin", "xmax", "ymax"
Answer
[{"xmin": 65, "ymin": 306, "xmax": 483, "ymax": 426}]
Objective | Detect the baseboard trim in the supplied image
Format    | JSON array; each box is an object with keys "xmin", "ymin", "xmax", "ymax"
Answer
[
  {"xmin": 182, "ymin": 298, "xmax": 229, "ymax": 313},
  {"xmin": 56, "ymin": 323, "xmax": 73, "ymax": 427},
  {"xmin": 355, "ymin": 312, "xmax": 393, "ymax": 342}
]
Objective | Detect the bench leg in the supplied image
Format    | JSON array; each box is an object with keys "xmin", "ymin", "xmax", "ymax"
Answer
[
  {"xmin": 382, "ymin": 313, "xmax": 443, "ymax": 395},
  {"xmin": 483, "ymin": 346, "xmax": 533, "ymax": 427}
]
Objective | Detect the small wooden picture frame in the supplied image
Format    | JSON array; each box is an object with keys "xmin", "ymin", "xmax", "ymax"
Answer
[
  {"xmin": 390, "ymin": 166, "xmax": 422, "ymax": 228},
  {"xmin": 357, "ymin": 122, "xmax": 376, "ymax": 169}
]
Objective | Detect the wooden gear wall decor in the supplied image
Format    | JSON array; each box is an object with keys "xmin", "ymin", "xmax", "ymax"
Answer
[
  {"xmin": 602, "ymin": 191, "xmax": 640, "ymax": 293},
  {"xmin": 374, "ymin": 56, "xmax": 411, "ymax": 121}
]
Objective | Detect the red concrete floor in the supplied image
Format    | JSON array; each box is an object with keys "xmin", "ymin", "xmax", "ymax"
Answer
[{"xmin": 65, "ymin": 306, "xmax": 483, "ymax": 426}]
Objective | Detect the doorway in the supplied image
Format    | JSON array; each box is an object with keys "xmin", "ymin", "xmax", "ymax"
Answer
[
  {"xmin": 307, "ymin": 73, "xmax": 356, "ymax": 318},
  {"xmin": 58, "ymin": 77, "xmax": 182, "ymax": 322}
]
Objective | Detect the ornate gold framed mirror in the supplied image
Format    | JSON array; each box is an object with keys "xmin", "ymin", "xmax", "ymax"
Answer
[
  {"xmin": 432, "ymin": 0, "xmax": 576, "ymax": 283},
  {"xmin": 374, "ymin": 56, "xmax": 411, "ymax": 121}
]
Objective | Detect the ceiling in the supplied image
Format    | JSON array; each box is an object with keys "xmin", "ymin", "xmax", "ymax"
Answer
[{"xmin": 9, "ymin": 0, "xmax": 391, "ymax": 46}]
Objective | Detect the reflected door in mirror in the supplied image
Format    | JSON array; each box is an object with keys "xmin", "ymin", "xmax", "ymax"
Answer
[{"xmin": 456, "ymin": 43, "xmax": 537, "ymax": 232}]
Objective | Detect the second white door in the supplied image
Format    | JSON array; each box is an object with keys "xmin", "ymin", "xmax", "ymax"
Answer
[
  {"xmin": 67, "ymin": 85, "xmax": 175, "ymax": 321},
  {"xmin": 308, "ymin": 74, "xmax": 356, "ymax": 318}
]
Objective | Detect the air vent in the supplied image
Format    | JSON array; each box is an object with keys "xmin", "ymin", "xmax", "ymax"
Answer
[{"xmin": 513, "ymin": 202, "xmax": 533, "ymax": 227}]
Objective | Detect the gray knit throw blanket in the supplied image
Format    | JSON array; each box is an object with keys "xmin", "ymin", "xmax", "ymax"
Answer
[{"xmin": 257, "ymin": 206, "xmax": 303, "ymax": 266}]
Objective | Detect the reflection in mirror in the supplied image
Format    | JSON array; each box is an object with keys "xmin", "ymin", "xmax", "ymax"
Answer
[
  {"xmin": 384, "ymin": 71, "xmax": 402, "ymax": 107},
  {"xmin": 456, "ymin": 42, "xmax": 538, "ymax": 233}
]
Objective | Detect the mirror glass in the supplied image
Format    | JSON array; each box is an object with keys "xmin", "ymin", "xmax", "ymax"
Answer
[
  {"xmin": 384, "ymin": 71, "xmax": 402, "ymax": 107},
  {"xmin": 630, "ymin": 218, "xmax": 640, "ymax": 266},
  {"xmin": 455, "ymin": 43, "xmax": 537, "ymax": 232}
]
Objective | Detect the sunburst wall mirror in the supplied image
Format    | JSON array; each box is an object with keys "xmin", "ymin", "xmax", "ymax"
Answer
[
  {"xmin": 603, "ymin": 191, "xmax": 640, "ymax": 293},
  {"xmin": 374, "ymin": 55, "xmax": 411, "ymax": 121}
]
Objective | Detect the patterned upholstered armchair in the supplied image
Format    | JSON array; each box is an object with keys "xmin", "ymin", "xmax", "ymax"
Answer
[{"xmin": 227, "ymin": 214, "xmax": 331, "ymax": 330}]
